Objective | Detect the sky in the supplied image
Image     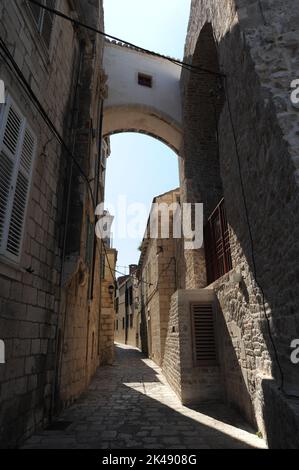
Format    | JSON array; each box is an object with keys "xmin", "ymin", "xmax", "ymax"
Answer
[{"xmin": 103, "ymin": 0, "xmax": 191, "ymax": 274}]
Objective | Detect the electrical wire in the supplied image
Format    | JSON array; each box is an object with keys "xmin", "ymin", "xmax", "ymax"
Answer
[{"xmin": 26, "ymin": 0, "xmax": 225, "ymax": 78}]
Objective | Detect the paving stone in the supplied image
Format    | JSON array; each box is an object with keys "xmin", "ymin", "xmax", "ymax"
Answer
[{"xmin": 22, "ymin": 344, "xmax": 267, "ymax": 449}]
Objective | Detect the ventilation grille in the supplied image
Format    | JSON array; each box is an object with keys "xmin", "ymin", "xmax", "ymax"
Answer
[{"xmin": 191, "ymin": 302, "xmax": 217, "ymax": 365}]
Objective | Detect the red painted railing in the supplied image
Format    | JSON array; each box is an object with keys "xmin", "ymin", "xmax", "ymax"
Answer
[{"xmin": 204, "ymin": 199, "xmax": 232, "ymax": 284}]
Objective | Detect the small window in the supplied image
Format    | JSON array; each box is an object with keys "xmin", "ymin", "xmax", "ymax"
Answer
[
  {"xmin": 100, "ymin": 254, "xmax": 105, "ymax": 279},
  {"xmin": 28, "ymin": 0, "xmax": 55, "ymax": 48},
  {"xmin": 138, "ymin": 73, "xmax": 153, "ymax": 88},
  {"xmin": 130, "ymin": 314, "xmax": 133, "ymax": 329},
  {"xmin": 0, "ymin": 95, "xmax": 36, "ymax": 263},
  {"xmin": 122, "ymin": 318, "xmax": 125, "ymax": 330},
  {"xmin": 129, "ymin": 286, "xmax": 133, "ymax": 306},
  {"xmin": 85, "ymin": 216, "xmax": 94, "ymax": 267}
]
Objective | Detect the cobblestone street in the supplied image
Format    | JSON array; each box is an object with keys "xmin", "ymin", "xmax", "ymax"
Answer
[{"xmin": 22, "ymin": 344, "xmax": 267, "ymax": 449}]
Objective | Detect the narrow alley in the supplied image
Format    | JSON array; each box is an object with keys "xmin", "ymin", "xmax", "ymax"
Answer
[{"xmin": 22, "ymin": 345, "xmax": 266, "ymax": 450}]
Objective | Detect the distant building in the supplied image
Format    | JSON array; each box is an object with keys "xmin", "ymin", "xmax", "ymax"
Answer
[
  {"xmin": 138, "ymin": 189, "xmax": 180, "ymax": 365},
  {"xmin": 115, "ymin": 265, "xmax": 140, "ymax": 348}
]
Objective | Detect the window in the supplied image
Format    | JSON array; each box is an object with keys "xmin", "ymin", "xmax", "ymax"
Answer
[
  {"xmin": 130, "ymin": 314, "xmax": 133, "ymax": 329},
  {"xmin": 115, "ymin": 297, "xmax": 119, "ymax": 314},
  {"xmin": 100, "ymin": 254, "xmax": 105, "ymax": 279},
  {"xmin": 191, "ymin": 303, "xmax": 217, "ymax": 366},
  {"xmin": 128, "ymin": 285, "xmax": 133, "ymax": 306},
  {"xmin": 0, "ymin": 96, "xmax": 36, "ymax": 263},
  {"xmin": 28, "ymin": 0, "xmax": 55, "ymax": 48},
  {"xmin": 204, "ymin": 199, "xmax": 232, "ymax": 284},
  {"xmin": 138, "ymin": 73, "xmax": 152, "ymax": 88},
  {"xmin": 85, "ymin": 216, "xmax": 94, "ymax": 267},
  {"xmin": 122, "ymin": 318, "xmax": 125, "ymax": 330}
]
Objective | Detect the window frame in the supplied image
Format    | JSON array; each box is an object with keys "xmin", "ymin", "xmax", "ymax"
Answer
[
  {"xmin": 27, "ymin": 0, "xmax": 56, "ymax": 49},
  {"xmin": 138, "ymin": 73, "xmax": 153, "ymax": 89}
]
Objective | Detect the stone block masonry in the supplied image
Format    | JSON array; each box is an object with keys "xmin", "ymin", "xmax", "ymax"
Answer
[
  {"xmin": 162, "ymin": 290, "xmax": 223, "ymax": 406},
  {"xmin": 0, "ymin": 0, "xmax": 106, "ymax": 448},
  {"xmin": 180, "ymin": 0, "xmax": 299, "ymax": 448}
]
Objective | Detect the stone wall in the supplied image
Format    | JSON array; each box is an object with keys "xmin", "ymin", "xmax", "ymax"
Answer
[
  {"xmin": 0, "ymin": 0, "xmax": 80, "ymax": 447},
  {"xmin": 161, "ymin": 293, "xmax": 182, "ymax": 399},
  {"xmin": 162, "ymin": 290, "xmax": 223, "ymax": 405},
  {"xmin": 181, "ymin": 0, "xmax": 299, "ymax": 447},
  {"xmin": 139, "ymin": 189, "xmax": 179, "ymax": 366},
  {"xmin": 114, "ymin": 276, "xmax": 139, "ymax": 349},
  {"xmin": 98, "ymin": 248, "xmax": 117, "ymax": 366},
  {"xmin": 0, "ymin": 0, "xmax": 106, "ymax": 448},
  {"xmin": 55, "ymin": 0, "xmax": 106, "ymax": 409}
]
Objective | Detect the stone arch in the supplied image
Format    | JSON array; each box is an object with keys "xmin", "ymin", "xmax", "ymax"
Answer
[
  {"xmin": 103, "ymin": 41, "xmax": 183, "ymax": 156},
  {"xmin": 103, "ymin": 104, "xmax": 182, "ymax": 155}
]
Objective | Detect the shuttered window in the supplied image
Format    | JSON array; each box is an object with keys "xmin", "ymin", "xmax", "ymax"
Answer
[
  {"xmin": 28, "ymin": 0, "xmax": 55, "ymax": 48},
  {"xmin": 0, "ymin": 96, "xmax": 36, "ymax": 262},
  {"xmin": 191, "ymin": 303, "xmax": 217, "ymax": 366}
]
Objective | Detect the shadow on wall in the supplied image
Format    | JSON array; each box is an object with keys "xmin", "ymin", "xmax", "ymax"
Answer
[
  {"xmin": 182, "ymin": 18, "xmax": 299, "ymax": 449},
  {"xmin": 215, "ymin": 295, "xmax": 257, "ymax": 428}
]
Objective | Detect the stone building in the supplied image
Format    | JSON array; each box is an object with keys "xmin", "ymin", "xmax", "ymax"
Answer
[
  {"xmin": 0, "ymin": 0, "xmax": 298, "ymax": 451},
  {"xmin": 138, "ymin": 189, "xmax": 180, "ymax": 365},
  {"xmin": 103, "ymin": 0, "xmax": 299, "ymax": 449},
  {"xmin": 114, "ymin": 265, "xmax": 140, "ymax": 348},
  {"xmin": 0, "ymin": 0, "xmax": 116, "ymax": 448},
  {"xmin": 161, "ymin": 0, "xmax": 299, "ymax": 449}
]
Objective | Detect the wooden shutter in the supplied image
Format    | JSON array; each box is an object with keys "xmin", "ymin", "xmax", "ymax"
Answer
[
  {"xmin": 0, "ymin": 97, "xmax": 36, "ymax": 261},
  {"xmin": 191, "ymin": 302, "xmax": 217, "ymax": 365}
]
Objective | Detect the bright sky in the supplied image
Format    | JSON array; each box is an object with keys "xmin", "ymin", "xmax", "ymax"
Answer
[{"xmin": 103, "ymin": 0, "xmax": 191, "ymax": 274}]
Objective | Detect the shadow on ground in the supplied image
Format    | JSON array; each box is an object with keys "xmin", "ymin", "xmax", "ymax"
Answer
[{"xmin": 21, "ymin": 345, "xmax": 266, "ymax": 449}]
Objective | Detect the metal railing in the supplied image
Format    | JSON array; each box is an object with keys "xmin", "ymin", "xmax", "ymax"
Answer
[{"xmin": 204, "ymin": 198, "xmax": 232, "ymax": 284}]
